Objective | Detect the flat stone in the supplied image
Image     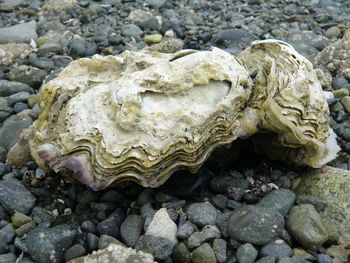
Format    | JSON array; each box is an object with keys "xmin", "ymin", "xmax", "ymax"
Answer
[
  {"xmin": 27, "ymin": 224, "xmax": 77, "ymax": 263},
  {"xmin": 0, "ymin": 179, "xmax": 36, "ymax": 214},
  {"xmin": 185, "ymin": 202, "xmax": 218, "ymax": 227},
  {"xmin": 120, "ymin": 214, "xmax": 144, "ymax": 247},
  {"xmin": 0, "ymin": 80, "xmax": 33, "ymax": 97},
  {"xmin": 228, "ymin": 205, "xmax": 284, "ymax": 246},
  {"xmin": 286, "ymin": 204, "xmax": 328, "ymax": 250},
  {"xmin": 0, "ymin": 21, "xmax": 37, "ymax": 44}
]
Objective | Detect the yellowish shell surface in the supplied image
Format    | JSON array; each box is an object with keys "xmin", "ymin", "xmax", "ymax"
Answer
[{"xmin": 29, "ymin": 41, "xmax": 339, "ymax": 190}]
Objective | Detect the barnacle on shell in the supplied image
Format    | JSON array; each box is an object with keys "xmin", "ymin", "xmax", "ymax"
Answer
[{"xmin": 28, "ymin": 40, "xmax": 339, "ymax": 190}]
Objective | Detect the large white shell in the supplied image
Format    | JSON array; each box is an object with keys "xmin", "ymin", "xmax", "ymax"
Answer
[{"xmin": 28, "ymin": 40, "xmax": 339, "ymax": 190}]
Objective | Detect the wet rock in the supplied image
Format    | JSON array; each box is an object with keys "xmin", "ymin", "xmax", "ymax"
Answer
[
  {"xmin": 187, "ymin": 225, "xmax": 221, "ymax": 249},
  {"xmin": 0, "ymin": 80, "xmax": 33, "ymax": 97},
  {"xmin": 260, "ymin": 239, "xmax": 293, "ymax": 260},
  {"xmin": 0, "ymin": 179, "xmax": 36, "ymax": 214},
  {"xmin": 172, "ymin": 242, "xmax": 191, "ymax": 263},
  {"xmin": 120, "ymin": 215, "xmax": 144, "ymax": 247},
  {"xmin": 67, "ymin": 243, "xmax": 155, "ymax": 263},
  {"xmin": 191, "ymin": 242, "xmax": 217, "ymax": 263},
  {"xmin": 186, "ymin": 202, "xmax": 218, "ymax": 227},
  {"xmin": 8, "ymin": 65, "xmax": 47, "ymax": 87},
  {"xmin": 26, "ymin": 224, "xmax": 77, "ymax": 263},
  {"xmin": 286, "ymin": 204, "xmax": 328, "ymax": 250},
  {"xmin": 135, "ymin": 235, "xmax": 174, "ymax": 261},
  {"xmin": 236, "ymin": 243, "xmax": 258, "ymax": 263},
  {"xmin": 228, "ymin": 205, "xmax": 284, "ymax": 245},
  {"xmin": 96, "ymin": 208, "xmax": 126, "ymax": 239},
  {"xmin": 64, "ymin": 244, "xmax": 86, "ymax": 262},
  {"xmin": 0, "ymin": 21, "xmax": 37, "ymax": 44},
  {"xmin": 86, "ymin": 233, "xmax": 98, "ymax": 250},
  {"xmin": 257, "ymin": 189, "xmax": 296, "ymax": 216}
]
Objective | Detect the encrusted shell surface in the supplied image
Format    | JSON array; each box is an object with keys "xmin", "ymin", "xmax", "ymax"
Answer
[{"xmin": 29, "ymin": 40, "xmax": 339, "ymax": 190}]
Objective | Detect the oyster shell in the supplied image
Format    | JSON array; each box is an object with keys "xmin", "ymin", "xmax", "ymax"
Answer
[{"xmin": 28, "ymin": 40, "xmax": 339, "ymax": 190}]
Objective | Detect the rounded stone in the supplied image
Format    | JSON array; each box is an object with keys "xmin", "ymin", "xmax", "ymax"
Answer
[
  {"xmin": 286, "ymin": 204, "xmax": 328, "ymax": 250},
  {"xmin": 120, "ymin": 215, "xmax": 145, "ymax": 247},
  {"xmin": 228, "ymin": 205, "xmax": 284, "ymax": 246},
  {"xmin": 135, "ymin": 235, "xmax": 174, "ymax": 261},
  {"xmin": 191, "ymin": 243, "xmax": 217, "ymax": 263},
  {"xmin": 185, "ymin": 202, "xmax": 218, "ymax": 227},
  {"xmin": 257, "ymin": 189, "xmax": 296, "ymax": 216},
  {"xmin": 259, "ymin": 240, "xmax": 293, "ymax": 260},
  {"xmin": 341, "ymin": 96, "xmax": 350, "ymax": 113},
  {"xmin": 332, "ymin": 77, "xmax": 349, "ymax": 90},
  {"xmin": 236, "ymin": 243, "xmax": 258, "ymax": 263},
  {"xmin": 325, "ymin": 26, "xmax": 341, "ymax": 39},
  {"xmin": 121, "ymin": 24, "xmax": 143, "ymax": 38},
  {"xmin": 172, "ymin": 242, "xmax": 191, "ymax": 263},
  {"xmin": 144, "ymin": 34, "xmax": 163, "ymax": 44},
  {"xmin": 64, "ymin": 244, "xmax": 86, "ymax": 262}
]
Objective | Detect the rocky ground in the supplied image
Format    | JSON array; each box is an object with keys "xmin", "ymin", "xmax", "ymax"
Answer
[{"xmin": 0, "ymin": 0, "xmax": 350, "ymax": 262}]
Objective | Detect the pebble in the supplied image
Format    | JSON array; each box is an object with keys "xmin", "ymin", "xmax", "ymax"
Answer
[
  {"xmin": 211, "ymin": 195, "xmax": 229, "ymax": 210},
  {"xmin": 15, "ymin": 221, "xmax": 36, "ymax": 237},
  {"xmin": 0, "ymin": 224, "xmax": 15, "ymax": 244},
  {"xmin": 145, "ymin": 208, "xmax": 177, "ymax": 246},
  {"xmin": 8, "ymin": 91, "xmax": 30, "ymax": 106},
  {"xmin": 144, "ymin": 34, "xmax": 163, "ymax": 44},
  {"xmin": 191, "ymin": 242, "xmax": 217, "ymax": 263},
  {"xmin": 295, "ymin": 195, "xmax": 326, "ymax": 213},
  {"xmin": 256, "ymin": 256, "xmax": 276, "ymax": 263},
  {"xmin": 86, "ymin": 233, "xmax": 98, "ymax": 250},
  {"xmin": 236, "ymin": 243, "xmax": 258, "ymax": 263},
  {"xmin": 96, "ymin": 208, "xmax": 126, "ymax": 239},
  {"xmin": 325, "ymin": 26, "xmax": 341, "ymax": 39},
  {"xmin": 120, "ymin": 214, "xmax": 144, "ymax": 247},
  {"xmin": 98, "ymin": 234, "xmax": 124, "ymax": 250},
  {"xmin": 8, "ymin": 65, "xmax": 47, "ymax": 87},
  {"xmin": 228, "ymin": 205, "xmax": 284, "ymax": 245},
  {"xmin": 172, "ymin": 242, "xmax": 191, "ymax": 263},
  {"xmin": 177, "ymin": 221, "xmax": 196, "ymax": 240},
  {"xmin": 333, "ymin": 88, "xmax": 349, "ymax": 98},
  {"xmin": 332, "ymin": 77, "xmax": 349, "ymax": 90},
  {"xmin": 26, "ymin": 224, "xmax": 77, "ymax": 263},
  {"xmin": 286, "ymin": 204, "xmax": 328, "ymax": 250},
  {"xmin": 0, "ymin": 21, "xmax": 38, "ymax": 44},
  {"xmin": 0, "ymin": 80, "xmax": 33, "ymax": 97},
  {"xmin": 187, "ymin": 225, "xmax": 221, "ymax": 249},
  {"xmin": 137, "ymin": 189, "xmax": 154, "ymax": 206},
  {"xmin": 185, "ymin": 202, "xmax": 218, "ymax": 227},
  {"xmin": 37, "ymin": 43, "xmax": 63, "ymax": 57},
  {"xmin": 213, "ymin": 239, "xmax": 227, "ymax": 263},
  {"xmin": 135, "ymin": 235, "xmax": 174, "ymax": 260},
  {"xmin": 341, "ymin": 96, "xmax": 350, "ymax": 113},
  {"xmin": 316, "ymin": 254, "xmax": 332, "ymax": 263},
  {"xmin": 121, "ymin": 24, "xmax": 144, "ymax": 38},
  {"xmin": 260, "ymin": 239, "xmax": 293, "ymax": 260},
  {"xmin": 64, "ymin": 244, "xmax": 86, "ymax": 262},
  {"xmin": 11, "ymin": 211, "xmax": 32, "ymax": 227},
  {"xmin": 257, "ymin": 189, "xmax": 296, "ymax": 216},
  {"xmin": 68, "ymin": 38, "xmax": 97, "ymax": 59},
  {"xmin": 0, "ymin": 179, "xmax": 36, "ymax": 214}
]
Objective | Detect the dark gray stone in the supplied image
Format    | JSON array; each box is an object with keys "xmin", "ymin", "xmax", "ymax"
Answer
[
  {"xmin": 37, "ymin": 43, "xmax": 63, "ymax": 57},
  {"xmin": 211, "ymin": 195, "xmax": 228, "ymax": 210},
  {"xmin": 0, "ymin": 179, "xmax": 36, "ymax": 214},
  {"xmin": 98, "ymin": 234, "xmax": 124, "ymax": 249},
  {"xmin": 8, "ymin": 65, "xmax": 47, "ymax": 87},
  {"xmin": 228, "ymin": 205, "xmax": 284, "ymax": 246},
  {"xmin": 0, "ymin": 80, "xmax": 33, "ymax": 97},
  {"xmin": 172, "ymin": 242, "xmax": 191, "ymax": 263},
  {"xmin": 191, "ymin": 242, "xmax": 217, "ymax": 263},
  {"xmin": 64, "ymin": 244, "xmax": 86, "ymax": 262},
  {"xmin": 216, "ymin": 211, "xmax": 232, "ymax": 238},
  {"xmin": 86, "ymin": 233, "xmax": 98, "ymax": 250},
  {"xmin": 0, "ymin": 21, "xmax": 37, "ymax": 44},
  {"xmin": 236, "ymin": 243, "xmax": 258, "ymax": 263},
  {"xmin": 121, "ymin": 24, "xmax": 143, "ymax": 38},
  {"xmin": 81, "ymin": 220, "xmax": 96, "ymax": 233},
  {"xmin": 135, "ymin": 235, "xmax": 174, "ymax": 260},
  {"xmin": 68, "ymin": 38, "xmax": 97, "ymax": 59},
  {"xmin": 13, "ymin": 102, "xmax": 29, "ymax": 113},
  {"xmin": 177, "ymin": 221, "xmax": 196, "ymax": 239},
  {"xmin": 257, "ymin": 189, "xmax": 296, "ymax": 216},
  {"xmin": 26, "ymin": 224, "xmax": 77, "ymax": 263},
  {"xmin": 332, "ymin": 78, "xmax": 349, "ymax": 90},
  {"xmin": 256, "ymin": 256, "xmax": 276, "ymax": 263},
  {"xmin": 96, "ymin": 208, "xmax": 125, "ymax": 239},
  {"xmin": 185, "ymin": 202, "xmax": 218, "ymax": 227},
  {"xmin": 0, "ymin": 223, "xmax": 15, "ymax": 244},
  {"xmin": 210, "ymin": 175, "xmax": 249, "ymax": 193},
  {"xmin": 120, "ymin": 214, "xmax": 144, "ymax": 247},
  {"xmin": 213, "ymin": 239, "xmax": 227, "ymax": 263},
  {"xmin": 260, "ymin": 240, "xmax": 293, "ymax": 260}
]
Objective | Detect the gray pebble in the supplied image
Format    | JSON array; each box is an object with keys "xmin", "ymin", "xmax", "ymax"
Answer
[
  {"xmin": 257, "ymin": 189, "xmax": 296, "ymax": 216},
  {"xmin": 191, "ymin": 242, "xmax": 217, "ymax": 263},
  {"xmin": 14, "ymin": 236, "xmax": 28, "ymax": 253},
  {"xmin": 177, "ymin": 221, "xmax": 196, "ymax": 239},
  {"xmin": 236, "ymin": 243, "xmax": 258, "ymax": 263},
  {"xmin": 256, "ymin": 256, "xmax": 276, "ymax": 263},
  {"xmin": 120, "ymin": 214, "xmax": 144, "ymax": 247},
  {"xmin": 317, "ymin": 254, "xmax": 332, "ymax": 263},
  {"xmin": 213, "ymin": 239, "xmax": 227, "ymax": 263},
  {"xmin": 0, "ymin": 179, "xmax": 36, "ymax": 214},
  {"xmin": 260, "ymin": 239, "xmax": 293, "ymax": 260},
  {"xmin": 96, "ymin": 208, "xmax": 125, "ymax": 239},
  {"xmin": 64, "ymin": 244, "xmax": 86, "ymax": 262},
  {"xmin": 0, "ymin": 21, "xmax": 37, "ymax": 44},
  {"xmin": 187, "ymin": 225, "xmax": 221, "ymax": 249},
  {"xmin": 8, "ymin": 65, "xmax": 47, "ymax": 87},
  {"xmin": 98, "ymin": 234, "xmax": 124, "ymax": 250},
  {"xmin": 13, "ymin": 102, "xmax": 28, "ymax": 113},
  {"xmin": 332, "ymin": 78, "xmax": 349, "ymax": 90},
  {"xmin": 135, "ymin": 235, "xmax": 174, "ymax": 261},
  {"xmin": 0, "ymin": 80, "xmax": 33, "ymax": 97},
  {"xmin": 185, "ymin": 202, "xmax": 218, "ymax": 227},
  {"xmin": 121, "ymin": 24, "xmax": 144, "ymax": 38},
  {"xmin": 0, "ymin": 253, "xmax": 16, "ymax": 263},
  {"xmin": 0, "ymin": 224, "xmax": 15, "ymax": 244},
  {"xmin": 86, "ymin": 233, "xmax": 98, "ymax": 250}
]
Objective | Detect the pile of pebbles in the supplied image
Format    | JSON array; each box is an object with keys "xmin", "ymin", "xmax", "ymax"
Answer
[{"xmin": 0, "ymin": 0, "xmax": 350, "ymax": 262}]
